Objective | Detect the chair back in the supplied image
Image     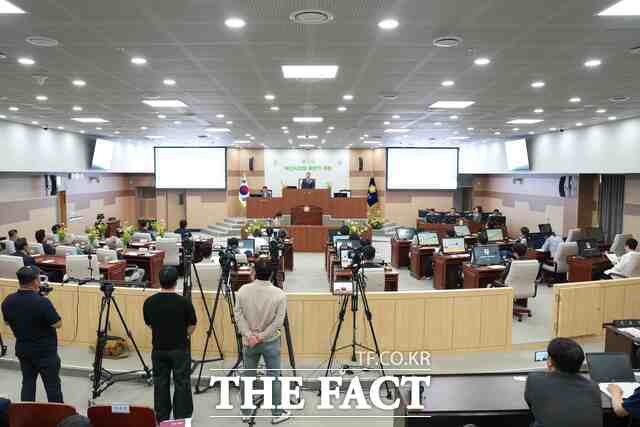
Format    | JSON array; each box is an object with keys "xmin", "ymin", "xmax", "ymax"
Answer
[
  {"xmin": 55, "ymin": 245, "xmax": 77, "ymax": 256},
  {"xmin": 87, "ymin": 405, "xmax": 156, "ymax": 427},
  {"xmin": 72, "ymin": 234, "xmax": 90, "ymax": 244},
  {"xmin": 29, "ymin": 242, "xmax": 44, "ymax": 255},
  {"xmin": 566, "ymin": 228, "xmax": 584, "ymax": 243},
  {"xmin": 193, "ymin": 262, "xmax": 221, "ymax": 290},
  {"xmin": 155, "ymin": 237, "xmax": 180, "ymax": 266},
  {"xmin": 0, "ymin": 254, "xmax": 24, "ymax": 279},
  {"xmin": 504, "ymin": 260, "xmax": 539, "ymax": 299},
  {"xmin": 9, "ymin": 402, "xmax": 77, "ymax": 427},
  {"xmin": 554, "ymin": 242, "xmax": 579, "ymax": 273},
  {"xmin": 610, "ymin": 234, "xmax": 633, "ymax": 258},
  {"xmin": 2, "ymin": 239, "xmax": 15, "ymax": 254},
  {"xmin": 96, "ymin": 248, "xmax": 118, "ymax": 263},
  {"xmin": 364, "ymin": 267, "xmax": 386, "ymax": 292},
  {"xmin": 65, "ymin": 255, "xmax": 100, "ymax": 280},
  {"xmin": 163, "ymin": 232, "xmax": 181, "ymax": 240},
  {"xmin": 132, "ymin": 232, "xmax": 152, "ymax": 242}
]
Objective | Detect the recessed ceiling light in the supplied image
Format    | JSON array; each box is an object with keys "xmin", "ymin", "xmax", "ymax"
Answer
[
  {"xmin": 282, "ymin": 65, "xmax": 339, "ymax": 79},
  {"xmin": 596, "ymin": 108, "xmax": 607, "ymax": 113},
  {"xmin": 8, "ymin": 106, "xmax": 19, "ymax": 111},
  {"xmin": 215, "ymin": 114, "xmax": 225, "ymax": 118},
  {"xmin": 598, "ymin": 0, "xmax": 640, "ymax": 16},
  {"xmin": 383, "ymin": 121, "xmax": 391, "ymax": 125},
  {"xmin": 288, "ymin": 139, "xmax": 293, "ymax": 144},
  {"xmin": 530, "ymin": 81, "xmax": 545, "ymax": 88},
  {"xmin": 145, "ymin": 135, "xmax": 165, "ymax": 139},
  {"xmin": 328, "ymin": 126, "xmax": 335, "ymax": 130},
  {"xmin": 80, "ymin": 130, "xmax": 85, "ymax": 134},
  {"xmin": 429, "ymin": 101, "xmax": 475, "ymax": 109},
  {"xmin": 72, "ymin": 105, "xmax": 83, "ymax": 111},
  {"xmin": 363, "ymin": 140, "xmax": 382, "ymax": 144},
  {"xmin": 337, "ymin": 106, "xmax": 347, "ymax": 112},
  {"xmin": 226, "ymin": 120, "xmax": 233, "ymax": 125},
  {"xmin": 57, "ymin": 126, "xmax": 64, "ymax": 130},
  {"xmin": 205, "ymin": 127, "xmax": 231, "ymax": 132},
  {"xmin": 569, "ymin": 97, "xmax": 582, "ymax": 103},
  {"xmin": 31, "ymin": 121, "xmax": 38, "ymax": 125},
  {"xmin": 264, "ymin": 93, "xmax": 276, "ymax": 101},
  {"xmin": 507, "ymin": 119, "xmax": 544, "ymax": 124},
  {"xmin": 225, "ymin": 17, "xmax": 246, "ymax": 29},
  {"xmin": 343, "ymin": 94, "xmax": 354, "ymax": 101},
  {"xmin": 35, "ymin": 95, "xmax": 48, "ymax": 101},
  {"xmin": 326, "ymin": 130, "xmax": 332, "ymax": 134},
  {"xmin": 449, "ymin": 115, "xmax": 459, "ymax": 120},
  {"xmin": 140, "ymin": 126, "xmax": 148, "ymax": 130},
  {"xmin": 474, "ymin": 57, "xmax": 491, "ymax": 66},
  {"xmin": 131, "ymin": 56, "xmax": 147, "ymax": 65},
  {"xmin": 378, "ymin": 18, "xmax": 399, "ymax": 30},
  {"xmin": 528, "ymin": 131, "xmax": 535, "ymax": 135},
  {"xmin": 534, "ymin": 108, "xmax": 544, "ymax": 114},
  {"xmin": 584, "ymin": 58, "xmax": 602, "ymax": 68},
  {"xmin": 157, "ymin": 114, "xmax": 166, "ymax": 119},
  {"xmin": 384, "ymin": 128, "xmax": 410, "ymax": 133},
  {"xmin": 95, "ymin": 127, "xmax": 102, "ymax": 130},
  {"xmin": 163, "ymin": 78, "xmax": 176, "ymax": 86},
  {"xmin": 235, "ymin": 140, "xmax": 250, "ymax": 144},
  {"xmin": 0, "ymin": 0, "xmax": 26, "ymax": 13},
  {"xmin": 281, "ymin": 126, "xmax": 288, "ymax": 130},
  {"xmin": 435, "ymin": 122, "xmax": 442, "ymax": 126},
  {"xmin": 549, "ymin": 127, "xmax": 557, "ymax": 131},
  {"xmin": 608, "ymin": 116, "xmax": 617, "ymax": 121},
  {"xmin": 441, "ymin": 80, "xmax": 455, "ymax": 87},
  {"xmin": 71, "ymin": 117, "xmax": 109, "ymax": 123},
  {"xmin": 270, "ymin": 106, "xmax": 280, "ymax": 111},
  {"xmin": 297, "ymin": 135, "xmax": 318, "ymax": 139},
  {"xmin": 467, "ymin": 127, "xmax": 475, "ymax": 131},
  {"xmin": 363, "ymin": 134, "xmax": 369, "ymax": 138},
  {"xmin": 609, "ymin": 96, "xmax": 630, "ymax": 103},
  {"xmin": 71, "ymin": 79, "xmax": 87, "ymax": 88},
  {"xmin": 576, "ymin": 122, "xmax": 583, "ymax": 127},
  {"xmin": 0, "ymin": 114, "xmax": 5, "ymax": 119},
  {"xmin": 512, "ymin": 128, "xmax": 520, "ymax": 132},
  {"xmin": 298, "ymin": 143, "xmax": 316, "ymax": 148},
  {"xmin": 321, "ymin": 139, "xmax": 327, "ymax": 143},
  {"xmin": 142, "ymin": 99, "xmax": 187, "ymax": 108},
  {"xmin": 114, "ymin": 131, "xmax": 120, "ymax": 134},
  {"xmin": 173, "ymin": 120, "xmax": 181, "ymax": 125},
  {"xmin": 494, "ymin": 131, "xmax": 501, "ymax": 135},
  {"xmin": 245, "ymin": 133, "xmax": 252, "ymax": 137},
  {"xmin": 293, "ymin": 117, "xmax": 323, "ymax": 123},
  {"xmin": 17, "ymin": 57, "xmax": 35, "ymax": 66},
  {"xmin": 283, "ymin": 130, "xmax": 289, "ymax": 134}
]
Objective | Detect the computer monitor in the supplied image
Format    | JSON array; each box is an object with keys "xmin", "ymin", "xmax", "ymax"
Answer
[
  {"xmin": 578, "ymin": 239, "xmax": 601, "ymax": 258},
  {"xmin": 585, "ymin": 227, "xmax": 604, "ymax": 243},
  {"xmin": 442, "ymin": 238, "xmax": 466, "ymax": 255},
  {"xmin": 486, "ymin": 228, "xmax": 504, "ymax": 242},
  {"xmin": 417, "ymin": 232, "xmax": 439, "ymax": 247},
  {"xmin": 586, "ymin": 352, "xmax": 636, "ymax": 383},
  {"xmin": 488, "ymin": 215, "xmax": 506, "ymax": 228},
  {"xmin": 418, "ymin": 209, "xmax": 429, "ymax": 219},
  {"xmin": 472, "ymin": 244, "xmax": 502, "ymax": 266},
  {"xmin": 538, "ymin": 223, "xmax": 553, "ymax": 235},
  {"xmin": 395, "ymin": 227, "xmax": 416, "ymax": 241},
  {"xmin": 237, "ymin": 239, "xmax": 255, "ymax": 257},
  {"xmin": 328, "ymin": 228, "xmax": 340, "ymax": 242},
  {"xmin": 333, "ymin": 235, "xmax": 350, "ymax": 247},
  {"xmin": 454, "ymin": 225, "xmax": 471, "ymax": 237},
  {"xmin": 350, "ymin": 239, "xmax": 362, "ymax": 250},
  {"xmin": 527, "ymin": 232, "xmax": 547, "ymax": 250}
]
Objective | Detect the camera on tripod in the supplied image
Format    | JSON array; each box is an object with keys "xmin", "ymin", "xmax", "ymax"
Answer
[
  {"xmin": 38, "ymin": 283, "xmax": 54, "ymax": 296},
  {"xmin": 338, "ymin": 239, "xmax": 375, "ymax": 269}
]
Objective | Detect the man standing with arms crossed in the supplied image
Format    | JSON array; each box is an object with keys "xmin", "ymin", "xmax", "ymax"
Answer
[{"xmin": 235, "ymin": 257, "xmax": 290, "ymax": 424}]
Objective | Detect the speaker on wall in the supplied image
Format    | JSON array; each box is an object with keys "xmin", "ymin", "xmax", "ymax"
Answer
[
  {"xmin": 559, "ymin": 176, "xmax": 566, "ymax": 198},
  {"xmin": 49, "ymin": 175, "xmax": 58, "ymax": 196},
  {"xmin": 358, "ymin": 157, "xmax": 364, "ymax": 172},
  {"xmin": 249, "ymin": 157, "xmax": 255, "ymax": 172}
]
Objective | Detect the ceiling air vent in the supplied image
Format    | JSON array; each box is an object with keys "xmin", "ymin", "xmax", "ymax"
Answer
[
  {"xmin": 433, "ymin": 36, "xmax": 463, "ymax": 48},
  {"xmin": 290, "ymin": 10, "xmax": 334, "ymax": 25},
  {"xmin": 26, "ymin": 36, "xmax": 59, "ymax": 47}
]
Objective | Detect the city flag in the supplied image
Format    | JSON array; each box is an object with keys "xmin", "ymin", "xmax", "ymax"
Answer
[
  {"xmin": 239, "ymin": 176, "xmax": 250, "ymax": 207},
  {"xmin": 367, "ymin": 177, "xmax": 379, "ymax": 207}
]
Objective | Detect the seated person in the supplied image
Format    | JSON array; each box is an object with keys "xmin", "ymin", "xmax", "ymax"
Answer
[
  {"xmin": 519, "ymin": 226, "xmax": 530, "ymax": 246},
  {"xmin": 525, "ymin": 337, "xmax": 602, "ymax": 427},
  {"xmin": 608, "ymin": 356, "xmax": 640, "ymax": 418},
  {"xmin": 50, "ymin": 224, "xmax": 61, "ymax": 242},
  {"xmin": 261, "ymin": 185, "xmax": 271, "ymax": 198},
  {"xmin": 339, "ymin": 224, "xmax": 350, "ymax": 236},
  {"xmin": 11, "ymin": 238, "xmax": 36, "ymax": 267},
  {"xmin": 472, "ymin": 206, "xmax": 483, "ymax": 223},
  {"xmin": 494, "ymin": 242, "xmax": 527, "ymax": 285},
  {"xmin": 490, "ymin": 208, "xmax": 502, "ymax": 216},
  {"xmin": 35, "ymin": 229, "xmax": 55, "ymax": 255},
  {"xmin": 446, "ymin": 208, "xmax": 459, "ymax": 217},
  {"xmin": 541, "ymin": 231, "xmax": 563, "ymax": 259},
  {"xmin": 604, "ymin": 238, "xmax": 638, "ymax": 278},
  {"xmin": 174, "ymin": 219, "xmax": 191, "ymax": 240},
  {"xmin": 2, "ymin": 229, "xmax": 18, "ymax": 254},
  {"xmin": 106, "ymin": 231, "xmax": 124, "ymax": 250},
  {"xmin": 138, "ymin": 219, "xmax": 156, "ymax": 240},
  {"xmin": 7, "ymin": 229, "xmax": 17, "ymax": 243}
]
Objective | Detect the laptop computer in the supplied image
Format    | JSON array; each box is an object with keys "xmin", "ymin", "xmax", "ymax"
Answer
[
  {"xmin": 486, "ymin": 228, "xmax": 504, "ymax": 242},
  {"xmin": 454, "ymin": 224, "xmax": 471, "ymax": 237},
  {"xmin": 587, "ymin": 352, "xmax": 639, "ymax": 398},
  {"xmin": 471, "ymin": 244, "xmax": 502, "ymax": 266},
  {"xmin": 442, "ymin": 237, "xmax": 466, "ymax": 255}
]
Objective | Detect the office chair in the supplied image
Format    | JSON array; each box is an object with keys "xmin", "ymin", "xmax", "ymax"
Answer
[
  {"xmin": 162, "ymin": 231, "xmax": 181, "ymax": 239},
  {"xmin": 132, "ymin": 232, "xmax": 152, "ymax": 242},
  {"xmin": 9, "ymin": 402, "xmax": 77, "ymax": 427},
  {"xmin": 29, "ymin": 242, "xmax": 44, "ymax": 255},
  {"xmin": 155, "ymin": 237, "xmax": 180, "ymax": 267},
  {"xmin": 192, "ymin": 262, "xmax": 221, "ymax": 291},
  {"xmin": 96, "ymin": 248, "xmax": 118, "ymax": 263},
  {"xmin": 2, "ymin": 240, "xmax": 15, "ymax": 255},
  {"xmin": 566, "ymin": 228, "xmax": 584, "ymax": 243},
  {"xmin": 364, "ymin": 267, "xmax": 386, "ymax": 292},
  {"xmin": 65, "ymin": 255, "xmax": 100, "ymax": 281},
  {"xmin": 542, "ymin": 242, "xmax": 578, "ymax": 284},
  {"xmin": 0, "ymin": 254, "xmax": 24, "ymax": 279},
  {"xmin": 610, "ymin": 234, "xmax": 633, "ymax": 258},
  {"xmin": 502, "ymin": 260, "xmax": 539, "ymax": 321},
  {"xmin": 87, "ymin": 405, "xmax": 156, "ymax": 427},
  {"xmin": 55, "ymin": 245, "xmax": 77, "ymax": 256}
]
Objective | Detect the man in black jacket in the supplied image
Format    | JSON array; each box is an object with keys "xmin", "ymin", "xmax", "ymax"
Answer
[
  {"xmin": 525, "ymin": 337, "xmax": 602, "ymax": 427},
  {"xmin": 11, "ymin": 238, "xmax": 36, "ymax": 267}
]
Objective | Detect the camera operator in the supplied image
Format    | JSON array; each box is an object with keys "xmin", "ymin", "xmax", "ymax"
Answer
[
  {"xmin": 1, "ymin": 266, "xmax": 63, "ymax": 402},
  {"xmin": 234, "ymin": 257, "xmax": 290, "ymax": 424},
  {"xmin": 143, "ymin": 266, "xmax": 197, "ymax": 422}
]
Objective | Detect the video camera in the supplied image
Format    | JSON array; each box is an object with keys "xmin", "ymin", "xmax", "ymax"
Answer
[
  {"xmin": 339, "ymin": 239, "xmax": 376, "ymax": 269},
  {"xmin": 218, "ymin": 237, "xmax": 240, "ymax": 271},
  {"xmin": 38, "ymin": 282, "xmax": 54, "ymax": 297}
]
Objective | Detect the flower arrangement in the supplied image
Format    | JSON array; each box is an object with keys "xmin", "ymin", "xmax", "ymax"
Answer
[
  {"xmin": 368, "ymin": 204, "xmax": 385, "ymax": 230},
  {"xmin": 151, "ymin": 220, "xmax": 166, "ymax": 238},
  {"xmin": 242, "ymin": 220, "xmax": 266, "ymax": 237},
  {"xmin": 85, "ymin": 226, "xmax": 99, "ymax": 246},
  {"xmin": 345, "ymin": 220, "xmax": 369, "ymax": 237},
  {"xmin": 96, "ymin": 222, "xmax": 107, "ymax": 239},
  {"xmin": 57, "ymin": 224, "xmax": 67, "ymax": 242},
  {"xmin": 121, "ymin": 224, "xmax": 135, "ymax": 247}
]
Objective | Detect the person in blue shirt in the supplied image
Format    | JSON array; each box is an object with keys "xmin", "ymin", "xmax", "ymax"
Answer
[
  {"xmin": 174, "ymin": 219, "xmax": 191, "ymax": 241},
  {"xmin": 608, "ymin": 381, "xmax": 640, "ymax": 418}
]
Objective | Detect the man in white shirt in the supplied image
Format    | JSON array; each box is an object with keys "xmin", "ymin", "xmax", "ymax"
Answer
[
  {"xmin": 605, "ymin": 238, "xmax": 639, "ymax": 278},
  {"xmin": 541, "ymin": 232, "xmax": 563, "ymax": 259}
]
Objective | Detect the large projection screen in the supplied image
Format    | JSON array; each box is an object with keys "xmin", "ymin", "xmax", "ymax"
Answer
[
  {"xmin": 386, "ymin": 148, "xmax": 459, "ymax": 190},
  {"xmin": 154, "ymin": 147, "xmax": 227, "ymax": 189}
]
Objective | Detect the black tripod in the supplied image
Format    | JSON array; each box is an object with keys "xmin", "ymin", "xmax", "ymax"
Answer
[
  {"xmin": 324, "ymin": 257, "xmax": 391, "ymax": 398},
  {"xmin": 181, "ymin": 238, "xmax": 224, "ymax": 377},
  {"xmin": 90, "ymin": 281, "xmax": 152, "ymax": 403},
  {"xmin": 194, "ymin": 248, "xmax": 244, "ymax": 394},
  {"xmin": 0, "ymin": 332, "xmax": 7, "ymax": 357}
]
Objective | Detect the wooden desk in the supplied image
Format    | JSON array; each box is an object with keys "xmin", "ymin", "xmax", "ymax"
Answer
[
  {"xmin": 291, "ymin": 205, "xmax": 323, "ymax": 225},
  {"xmin": 567, "ymin": 255, "xmax": 611, "ymax": 282},
  {"xmin": 34, "ymin": 255, "xmax": 127, "ymax": 282},
  {"xmin": 282, "ymin": 226, "xmax": 371, "ymax": 252},
  {"xmin": 409, "ymin": 245, "xmax": 437, "ymax": 279},
  {"xmin": 121, "ymin": 250, "xmax": 165, "ymax": 288},
  {"xmin": 604, "ymin": 325, "xmax": 640, "ymax": 369},
  {"xmin": 247, "ymin": 188, "xmax": 367, "ymax": 218},
  {"xmin": 462, "ymin": 264, "xmax": 506, "ymax": 289},
  {"xmin": 433, "ymin": 254, "xmax": 470, "ymax": 290},
  {"xmin": 391, "ymin": 239, "xmax": 412, "ymax": 268},
  {"xmin": 330, "ymin": 259, "xmax": 399, "ymax": 292},
  {"xmin": 416, "ymin": 219, "xmax": 484, "ymax": 238}
]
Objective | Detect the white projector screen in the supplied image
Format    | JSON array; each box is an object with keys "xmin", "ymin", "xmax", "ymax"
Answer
[
  {"xmin": 386, "ymin": 148, "xmax": 459, "ymax": 190},
  {"xmin": 91, "ymin": 139, "xmax": 113, "ymax": 170},
  {"xmin": 154, "ymin": 147, "xmax": 226, "ymax": 189},
  {"xmin": 505, "ymin": 139, "xmax": 530, "ymax": 171}
]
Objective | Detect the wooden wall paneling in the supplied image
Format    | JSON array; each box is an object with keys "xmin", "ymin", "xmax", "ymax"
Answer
[
  {"xmin": 394, "ymin": 299, "xmax": 425, "ymax": 351},
  {"xmin": 452, "ymin": 295, "xmax": 483, "ymax": 349},
  {"xmin": 480, "ymin": 293, "xmax": 512, "ymax": 348},
  {"xmin": 423, "ymin": 297, "xmax": 454, "ymax": 351}
]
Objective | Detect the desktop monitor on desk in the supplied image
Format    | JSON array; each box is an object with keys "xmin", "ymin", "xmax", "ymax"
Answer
[
  {"xmin": 333, "ymin": 235, "xmax": 350, "ymax": 247},
  {"xmin": 486, "ymin": 228, "xmax": 504, "ymax": 243},
  {"xmin": 472, "ymin": 244, "xmax": 502, "ymax": 266},
  {"xmin": 442, "ymin": 238, "xmax": 466, "ymax": 255},
  {"xmin": 395, "ymin": 227, "xmax": 416, "ymax": 241},
  {"xmin": 578, "ymin": 239, "xmax": 602, "ymax": 258},
  {"xmin": 454, "ymin": 225, "xmax": 471, "ymax": 237},
  {"xmin": 417, "ymin": 232, "xmax": 439, "ymax": 247},
  {"xmin": 237, "ymin": 239, "xmax": 255, "ymax": 257},
  {"xmin": 538, "ymin": 223, "xmax": 553, "ymax": 235},
  {"xmin": 527, "ymin": 232, "xmax": 547, "ymax": 250},
  {"xmin": 584, "ymin": 227, "xmax": 604, "ymax": 243},
  {"xmin": 488, "ymin": 215, "xmax": 506, "ymax": 228}
]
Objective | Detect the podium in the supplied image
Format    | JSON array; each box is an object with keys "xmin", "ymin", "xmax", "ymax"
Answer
[
  {"xmin": 247, "ymin": 188, "xmax": 367, "ymax": 218},
  {"xmin": 291, "ymin": 205, "xmax": 323, "ymax": 225}
]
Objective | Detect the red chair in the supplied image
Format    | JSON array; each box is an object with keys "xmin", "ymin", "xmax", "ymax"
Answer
[
  {"xmin": 87, "ymin": 405, "xmax": 156, "ymax": 427},
  {"xmin": 9, "ymin": 402, "xmax": 77, "ymax": 427}
]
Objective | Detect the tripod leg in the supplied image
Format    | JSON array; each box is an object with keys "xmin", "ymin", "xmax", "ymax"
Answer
[
  {"xmin": 359, "ymin": 286, "xmax": 392, "ymax": 399},
  {"xmin": 282, "ymin": 314, "xmax": 296, "ymax": 374},
  {"xmin": 109, "ymin": 296, "xmax": 152, "ymax": 377},
  {"xmin": 91, "ymin": 296, "xmax": 109, "ymax": 399},
  {"xmin": 324, "ymin": 295, "xmax": 350, "ymax": 378},
  {"xmin": 193, "ymin": 265, "xmax": 223, "ymax": 357}
]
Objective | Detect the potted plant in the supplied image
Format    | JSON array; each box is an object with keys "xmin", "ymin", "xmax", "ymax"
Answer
[
  {"xmin": 151, "ymin": 220, "xmax": 166, "ymax": 238},
  {"xmin": 57, "ymin": 224, "xmax": 67, "ymax": 243},
  {"xmin": 242, "ymin": 220, "xmax": 266, "ymax": 237},
  {"xmin": 345, "ymin": 220, "xmax": 369, "ymax": 237},
  {"xmin": 368, "ymin": 205, "xmax": 384, "ymax": 230},
  {"xmin": 121, "ymin": 224, "xmax": 135, "ymax": 247},
  {"xmin": 85, "ymin": 226, "xmax": 98, "ymax": 247}
]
